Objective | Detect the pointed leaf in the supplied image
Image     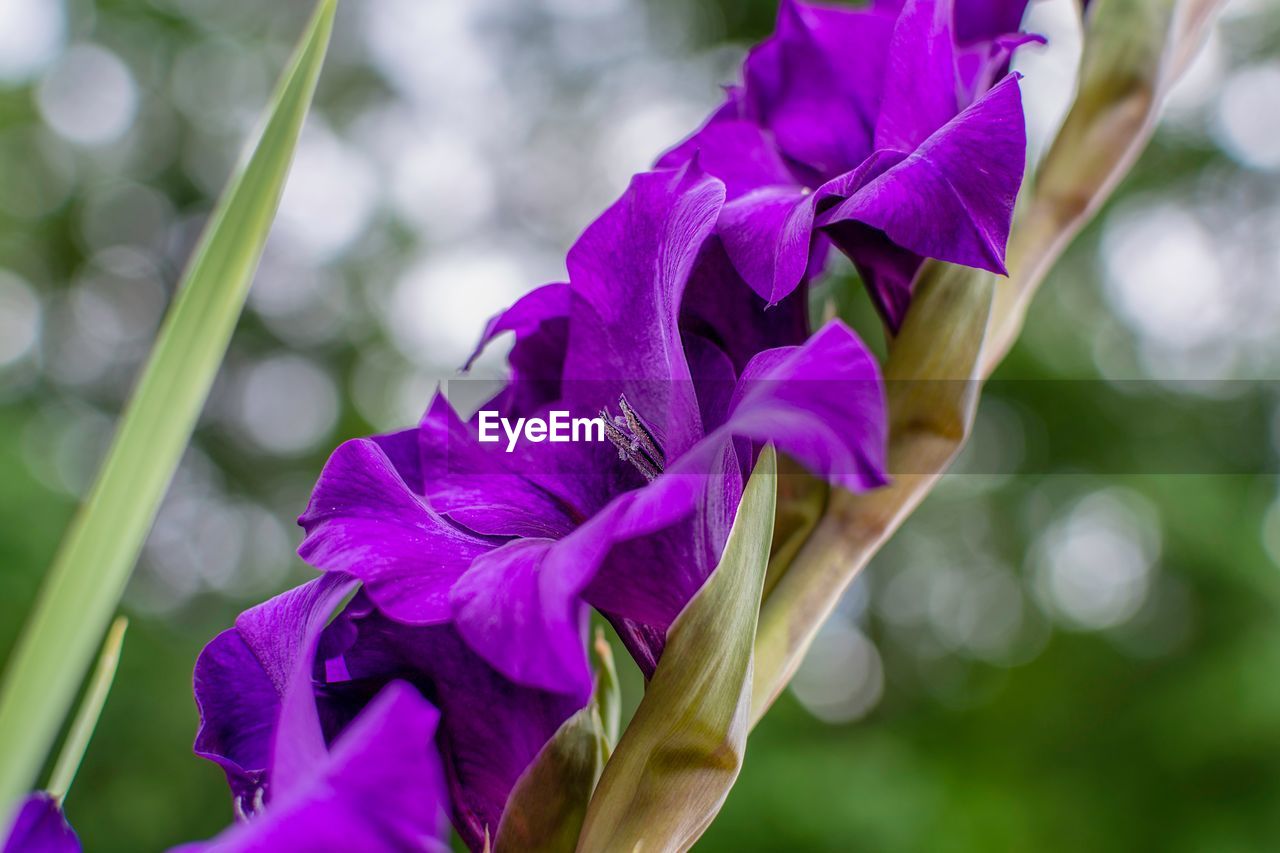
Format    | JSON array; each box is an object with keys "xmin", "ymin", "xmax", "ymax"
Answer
[
  {"xmin": 577, "ymin": 448, "xmax": 777, "ymax": 852},
  {"xmin": 0, "ymin": 1, "xmax": 336, "ymax": 818}
]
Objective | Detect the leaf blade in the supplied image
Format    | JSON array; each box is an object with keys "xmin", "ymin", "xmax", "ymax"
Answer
[{"xmin": 0, "ymin": 0, "xmax": 336, "ymax": 819}]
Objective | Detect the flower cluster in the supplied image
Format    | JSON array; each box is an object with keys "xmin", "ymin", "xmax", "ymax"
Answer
[{"xmin": 180, "ymin": 0, "xmax": 1036, "ymax": 849}]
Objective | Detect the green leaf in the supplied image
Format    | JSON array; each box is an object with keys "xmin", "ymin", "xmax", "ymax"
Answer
[
  {"xmin": 0, "ymin": 1, "xmax": 336, "ymax": 819},
  {"xmin": 494, "ymin": 631, "xmax": 619, "ymax": 853},
  {"xmin": 577, "ymin": 447, "xmax": 777, "ymax": 853},
  {"xmin": 47, "ymin": 617, "xmax": 128, "ymax": 804}
]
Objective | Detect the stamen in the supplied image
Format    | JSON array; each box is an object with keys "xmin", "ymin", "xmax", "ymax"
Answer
[
  {"xmin": 618, "ymin": 395, "xmax": 666, "ymax": 468},
  {"xmin": 601, "ymin": 394, "xmax": 665, "ymax": 482}
]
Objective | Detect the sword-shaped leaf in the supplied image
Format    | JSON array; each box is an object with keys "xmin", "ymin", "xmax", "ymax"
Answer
[{"xmin": 0, "ymin": 0, "xmax": 336, "ymax": 818}]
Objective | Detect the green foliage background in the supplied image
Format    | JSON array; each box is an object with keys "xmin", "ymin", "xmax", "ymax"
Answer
[{"xmin": 1, "ymin": 0, "xmax": 1279, "ymax": 850}]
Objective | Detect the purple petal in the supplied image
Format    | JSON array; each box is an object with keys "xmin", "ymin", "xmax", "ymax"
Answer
[
  {"xmin": 450, "ymin": 538, "xmax": 592, "ymax": 699},
  {"xmin": 820, "ymin": 73, "xmax": 1026, "ymax": 281},
  {"xmin": 3, "ymin": 794, "xmax": 79, "ymax": 853},
  {"xmin": 957, "ymin": 32, "xmax": 1044, "ymax": 103},
  {"xmin": 679, "ymin": 236, "xmax": 811, "ymax": 377},
  {"xmin": 875, "ymin": 0, "xmax": 1033, "ymax": 44},
  {"xmin": 657, "ymin": 119, "xmax": 795, "ymax": 199},
  {"xmin": 723, "ymin": 320, "xmax": 889, "ymax": 492},
  {"xmin": 465, "ymin": 283, "xmax": 569, "ymax": 418},
  {"xmin": 581, "ymin": 438, "xmax": 744, "ymax": 667},
  {"xmin": 717, "ymin": 185, "xmax": 817, "ymax": 305},
  {"xmin": 465, "ymin": 282, "xmax": 569, "ymax": 370},
  {"xmin": 177, "ymin": 683, "xmax": 449, "ymax": 853},
  {"xmin": 563, "ymin": 162, "xmax": 725, "ymax": 459},
  {"xmin": 333, "ymin": 613, "xmax": 583, "ymax": 851},
  {"xmin": 826, "ymin": 221, "xmax": 925, "ymax": 332},
  {"xmin": 743, "ymin": 0, "xmax": 895, "ymax": 177},
  {"xmin": 191, "ymin": 629, "xmax": 275, "ymax": 807},
  {"xmin": 953, "ymin": 0, "xmax": 1033, "ymax": 44},
  {"xmin": 298, "ymin": 438, "xmax": 496, "ymax": 625},
  {"xmin": 874, "ymin": 0, "xmax": 960, "ymax": 153},
  {"xmin": 417, "ymin": 394, "xmax": 584, "ymax": 540},
  {"xmin": 193, "ymin": 575, "xmax": 358, "ymax": 811}
]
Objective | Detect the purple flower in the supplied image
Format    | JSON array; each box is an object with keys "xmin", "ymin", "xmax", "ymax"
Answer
[
  {"xmin": 188, "ymin": 575, "xmax": 450, "ymax": 851},
  {"xmin": 318, "ymin": 595, "xmax": 583, "ymax": 849},
  {"xmin": 190, "ymin": 576, "xmax": 576, "ymax": 851},
  {"xmin": 3, "ymin": 794, "xmax": 79, "ymax": 853},
  {"xmin": 659, "ymin": 0, "xmax": 1037, "ymax": 329},
  {"xmin": 180, "ymin": 681, "xmax": 448, "ymax": 853},
  {"xmin": 298, "ymin": 163, "xmax": 888, "ymax": 700}
]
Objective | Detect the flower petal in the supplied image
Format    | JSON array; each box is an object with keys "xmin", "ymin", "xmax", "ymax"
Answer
[
  {"xmin": 178, "ymin": 682, "xmax": 449, "ymax": 853},
  {"xmin": 450, "ymin": 538, "xmax": 591, "ymax": 698},
  {"xmin": 417, "ymin": 394, "xmax": 584, "ymax": 539},
  {"xmin": 298, "ymin": 437, "xmax": 495, "ymax": 625},
  {"xmin": 465, "ymin": 283, "xmax": 570, "ymax": 419},
  {"xmin": 3, "ymin": 793, "xmax": 79, "ymax": 853},
  {"xmin": 724, "ymin": 320, "xmax": 889, "ymax": 492},
  {"xmin": 334, "ymin": 612, "xmax": 583, "ymax": 851},
  {"xmin": 563, "ymin": 163, "xmax": 725, "ymax": 459},
  {"xmin": 679, "ymin": 236, "xmax": 811, "ymax": 377},
  {"xmin": 717, "ymin": 185, "xmax": 817, "ymax": 305},
  {"xmin": 193, "ymin": 574, "xmax": 358, "ymax": 811},
  {"xmin": 658, "ymin": 120, "xmax": 795, "ymax": 199},
  {"xmin": 874, "ymin": 0, "xmax": 960, "ymax": 153},
  {"xmin": 820, "ymin": 73, "xmax": 1026, "ymax": 283},
  {"xmin": 743, "ymin": 0, "xmax": 895, "ymax": 177}
]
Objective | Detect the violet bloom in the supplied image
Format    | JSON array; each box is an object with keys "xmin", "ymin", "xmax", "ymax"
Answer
[
  {"xmin": 299, "ymin": 162, "xmax": 888, "ymax": 701},
  {"xmin": 659, "ymin": 0, "xmax": 1038, "ymax": 330},
  {"xmin": 2, "ymin": 794, "xmax": 79, "ymax": 853},
  {"xmin": 188, "ymin": 575, "xmax": 449, "ymax": 852},
  {"xmin": 190, "ymin": 575, "xmax": 577, "ymax": 851}
]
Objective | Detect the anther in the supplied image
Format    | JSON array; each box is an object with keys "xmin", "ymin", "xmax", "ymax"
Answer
[{"xmin": 600, "ymin": 394, "xmax": 665, "ymax": 482}]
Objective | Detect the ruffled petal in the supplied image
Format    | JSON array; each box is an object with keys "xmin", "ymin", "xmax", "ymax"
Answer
[
  {"xmin": 465, "ymin": 283, "xmax": 569, "ymax": 419},
  {"xmin": 820, "ymin": 73, "xmax": 1026, "ymax": 286},
  {"xmin": 450, "ymin": 538, "xmax": 592, "ymax": 699},
  {"xmin": 679, "ymin": 236, "xmax": 811, "ymax": 377},
  {"xmin": 298, "ymin": 438, "xmax": 496, "ymax": 625},
  {"xmin": 874, "ymin": 0, "xmax": 961, "ymax": 153},
  {"xmin": 417, "ymin": 394, "xmax": 584, "ymax": 540},
  {"xmin": 743, "ymin": 0, "xmax": 895, "ymax": 177},
  {"xmin": 723, "ymin": 320, "xmax": 889, "ymax": 492},
  {"xmin": 717, "ymin": 185, "xmax": 818, "ymax": 305},
  {"xmin": 563, "ymin": 162, "xmax": 725, "ymax": 459},
  {"xmin": 193, "ymin": 574, "xmax": 358, "ymax": 811},
  {"xmin": 657, "ymin": 119, "xmax": 796, "ymax": 199}
]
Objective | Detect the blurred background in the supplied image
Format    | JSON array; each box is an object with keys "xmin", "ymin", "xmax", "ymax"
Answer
[{"xmin": 1, "ymin": 0, "xmax": 1278, "ymax": 849}]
